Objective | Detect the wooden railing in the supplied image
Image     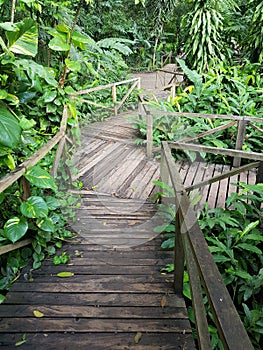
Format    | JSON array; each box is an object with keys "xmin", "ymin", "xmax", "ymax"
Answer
[
  {"xmin": 0, "ymin": 106, "xmax": 70, "ymax": 256},
  {"xmin": 138, "ymin": 96, "xmax": 263, "ymax": 164},
  {"xmin": 161, "ymin": 140, "xmax": 257, "ymax": 350},
  {"xmin": 0, "ymin": 78, "xmax": 141, "ymax": 256},
  {"xmin": 69, "ymin": 77, "xmax": 141, "ymax": 117}
]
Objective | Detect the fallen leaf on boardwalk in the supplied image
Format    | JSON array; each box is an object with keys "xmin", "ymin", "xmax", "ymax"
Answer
[
  {"xmin": 57, "ymin": 272, "xmax": 74, "ymax": 278},
  {"xmin": 15, "ymin": 339, "xmax": 26, "ymax": 347},
  {"xmin": 15, "ymin": 334, "xmax": 27, "ymax": 347},
  {"xmin": 33, "ymin": 310, "xmax": 44, "ymax": 318},
  {"xmin": 74, "ymin": 250, "xmax": 83, "ymax": 257},
  {"xmin": 102, "ymin": 222, "xmax": 107, "ymax": 225},
  {"xmin": 160, "ymin": 295, "xmax": 167, "ymax": 309},
  {"xmin": 128, "ymin": 221, "xmax": 138, "ymax": 226},
  {"xmin": 134, "ymin": 332, "xmax": 142, "ymax": 344}
]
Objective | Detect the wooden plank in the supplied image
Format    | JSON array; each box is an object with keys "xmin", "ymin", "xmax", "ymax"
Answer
[
  {"xmin": 0, "ymin": 318, "xmax": 191, "ymax": 333},
  {"xmin": 207, "ymin": 164, "xmax": 223, "ymax": 209},
  {"xmin": 5, "ymin": 292, "xmax": 184, "ymax": 307},
  {"xmin": 216, "ymin": 164, "xmax": 230, "ymax": 208},
  {"xmin": 178, "ymin": 161, "xmax": 190, "ymax": 184},
  {"xmin": 28, "ymin": 265, "xmax": 172, "ymax": 276},
  {"xmin": 72, "ymin": 142, "xmax": 121, "ymax": 180},
  {"xmin": 183, "ymin": 162, "xmax": 200, "ymax": 188},
  {"xmin": 197, "ymin": 163, "xmax": 215, "ymax": 208},
  {"xmin": 98, "ymin": 150, "xmax": 146, "ymax": 194},
  {"xmin": 0, "ymin": 332, "xmax": 196, "ymax": 350},
  {"xmin": 0, "ymin": 304, "xmax": 187, "ymax": 319},
  {"xmin": 14, "ymin": 275, "xmax": 173, "ymax": 284},
  {"xmin": 10, "ymin": 281, "xmax": 174, "ymax": 293},
  {"xmin": 185, "ymin": 162, "xmax": 258, "ymax": 192}
]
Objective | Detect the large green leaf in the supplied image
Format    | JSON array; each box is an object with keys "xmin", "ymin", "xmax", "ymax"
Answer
[
  {"xmin": 20, "ymin": 196, "xmax": 49, "ymax": 218},
  {"xmin": 0, "ymin": 106, "xmax": 21, "ymax": 148},
  {"xmin": 36, "ymin": 217, "xmax": 54, "ymax": 232},
  {"xmin": 4, "ymin": 217, "xmax": 28, "ymax": 243},
  {"xmin": 49, "ymin": 37, "xmax": 70, "ymax": 51},
  {"xmin": 14, "ymin": 59, "xmax": 58, "ymax": 87},
  {"xmin": 24, "ymin": 165, "xmax": 57, "ymax": 191},
  {"xmin": 6, "ymin": 18, "xmax": 38, "ymax": 57}
]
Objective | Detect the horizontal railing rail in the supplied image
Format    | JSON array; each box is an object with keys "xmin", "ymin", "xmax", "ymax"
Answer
[
  {"xmin": 138, "ymin": 95, "xmax": 263, "ymax": 167},
  {"xmin": 161, "ymin": 140, "xmax": 255, "ymax": 350},
  {"xmin": 0, "ymin": 78, "xmax": 141, "ymax": 256},
  {"xmin": 70, "ymin": 77, "xmax": 141, "ymax": 117}
]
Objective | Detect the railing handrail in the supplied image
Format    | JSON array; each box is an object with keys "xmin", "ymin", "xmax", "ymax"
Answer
[
  {"xmin": 70, "ymin": 77, "xmax": 140, "ymax": 96},
  {"xmin": 0, "ymin": 105, "xmax": 68, "ymax": 195},
  {"xmin": 0, "ymin": 105, "xmax": 69, "ymax": 256},
  {"xmin": 70, "ymin": 77, "xmax": 141, "ymax": 117},
  {"xmin": 161, "ymin": 140, "xmax": 254, "ymax": 350},
  {"xmin": 137, "ymin": 95, "xmax": 263, "ymax": 164}
]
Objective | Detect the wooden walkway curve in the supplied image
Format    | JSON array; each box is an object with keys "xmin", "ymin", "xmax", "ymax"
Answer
[
  {"xmin": 0, "ymin": 73, "xmax": 258, "ymax": 349},
  {"xmin": 0, "ymin": 113, "xmax": 196, "ymax": 349}
]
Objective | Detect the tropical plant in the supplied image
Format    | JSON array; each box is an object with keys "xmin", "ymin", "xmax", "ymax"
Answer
[{"xmin": 181, "ymin": 0, "xmax": 238, "ymax": 72}]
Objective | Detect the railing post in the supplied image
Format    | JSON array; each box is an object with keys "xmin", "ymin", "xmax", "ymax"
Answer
[
  {"xmin": 174, "ymin": 209, "xmax": 184, "ymax": 294},
  {"xmin": 20, "ymin": 177, "xmax": 31, "ymax": 201},
  {"xmin": 146, "ymin": 110, "xmax": 153, "ymax": 158},
  {"xmin": 112, "ymin": 84, "xmax": 117, "ymax": 116},
  {"xmin": 137, "ymin": 77, "xmax": 141, "ymax": 90},
  {"xmin": 233, "ymin": 119, "xmax": 246, "ymax": 167}
]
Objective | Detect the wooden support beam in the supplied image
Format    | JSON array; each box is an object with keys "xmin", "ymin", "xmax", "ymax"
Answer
[
  {"xmin": 112, "ymin": 84, "xmax": 117, "ymax": 117},
  {"xmin": 233, "ymin": 119, "xmax": 247, "ymax": 167},
  {"xmin": 169, "ymin": 141, "xmax": 263, "ymax": 161},
  {"xmin": 146, "ymin": 110, "xmax": 153, "ymax": 158},
  {"xmin": 179, "ymin": 121, "xmax": 237, "ymax": 144},
  {"xmin": 0, "ymin": 239, "xmax": 31, "ymax": 256}
]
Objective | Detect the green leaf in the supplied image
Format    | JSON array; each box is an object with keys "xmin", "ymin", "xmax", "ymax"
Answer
[
  {"xmin": 0, "ymin": 294, "xmax": 6, "ymax": 304},
  {"xmin": 6, "ymin": 18, "xmax": 38, "ymax": 56},
  {"xmin": 57, "ymin": 272, "xmax": 74, "ymax": 278},
  {"xmin": 42, "ymin": 90, "xmax": 57, "ymax": 103},
  {"xmin": 48, "ymin": 37, "xmax": 70, "ymax": 51},
  {"xmin": 25, "ymin": 165, "xmax": 57, "ymax": 191},
  {"xmin": 20, "ymin": 116, "xmax": 36, "ymax": 130},
  {"xmin": 240, "ymin": 220, "xmax": 259, "ymax": 239},
  {"xmin": 45, "ymin": 196, "xmax": 60, "ymax": 210},
  {"xmin": 236, "ymin": 243, "xmax": 261, "ymax": 255},
  {"xmin": 161, "ymin": 237, "xmax": 174, "ymax": 249},
  {"xmin": 36, "ymin": 217, "xmax": 54, "ymax": 232},
  {"xmin": 0, "ymin": 89, "xmax": 8, "ymax": 99},
  {"xmin": 0, "ymin": 107, "xmax": 21, "ymax": 148},
  {"xmin": 0, "ymin": 22, "xmax": 19, "ymax": 32},
  {"xmin": 4, "ymin": 217, "xmax": 28, "ymax": 243},
  {"xmin": 65, "ymin": 59, "xmax": 81, "ymax": 72},
  {"xmin": 20, "ymin": 196, "xmax": 49, "ymax": 218}
]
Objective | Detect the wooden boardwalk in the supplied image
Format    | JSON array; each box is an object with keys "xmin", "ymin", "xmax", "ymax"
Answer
[{"xmin": 0, "ymin": 113, "xmax": 196, "ymax": 349}]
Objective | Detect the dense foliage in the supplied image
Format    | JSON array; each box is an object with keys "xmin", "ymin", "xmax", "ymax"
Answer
[
  {"xmin": 0, "ymin": 0, "xmax": 262, "ymax": 347},
  {"xmin": 0, "ymin": 0, "xmax": 133, "ymax": 301}
]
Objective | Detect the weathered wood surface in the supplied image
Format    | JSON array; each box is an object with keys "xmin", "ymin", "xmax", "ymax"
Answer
[
  {"xmin": 72, "ymin": 114, "xmax": 160, "ymax": 200},
  {"xmin": 0, "ymin": 112, "xmax": 196, "ymax": 349},
  {"xmin": 0, "ymin": 239, "xmax": 195, "ymax": 350},
  {"xmin": 175, "ymin": 160, "xmax": 257, "ymax": 210}
]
